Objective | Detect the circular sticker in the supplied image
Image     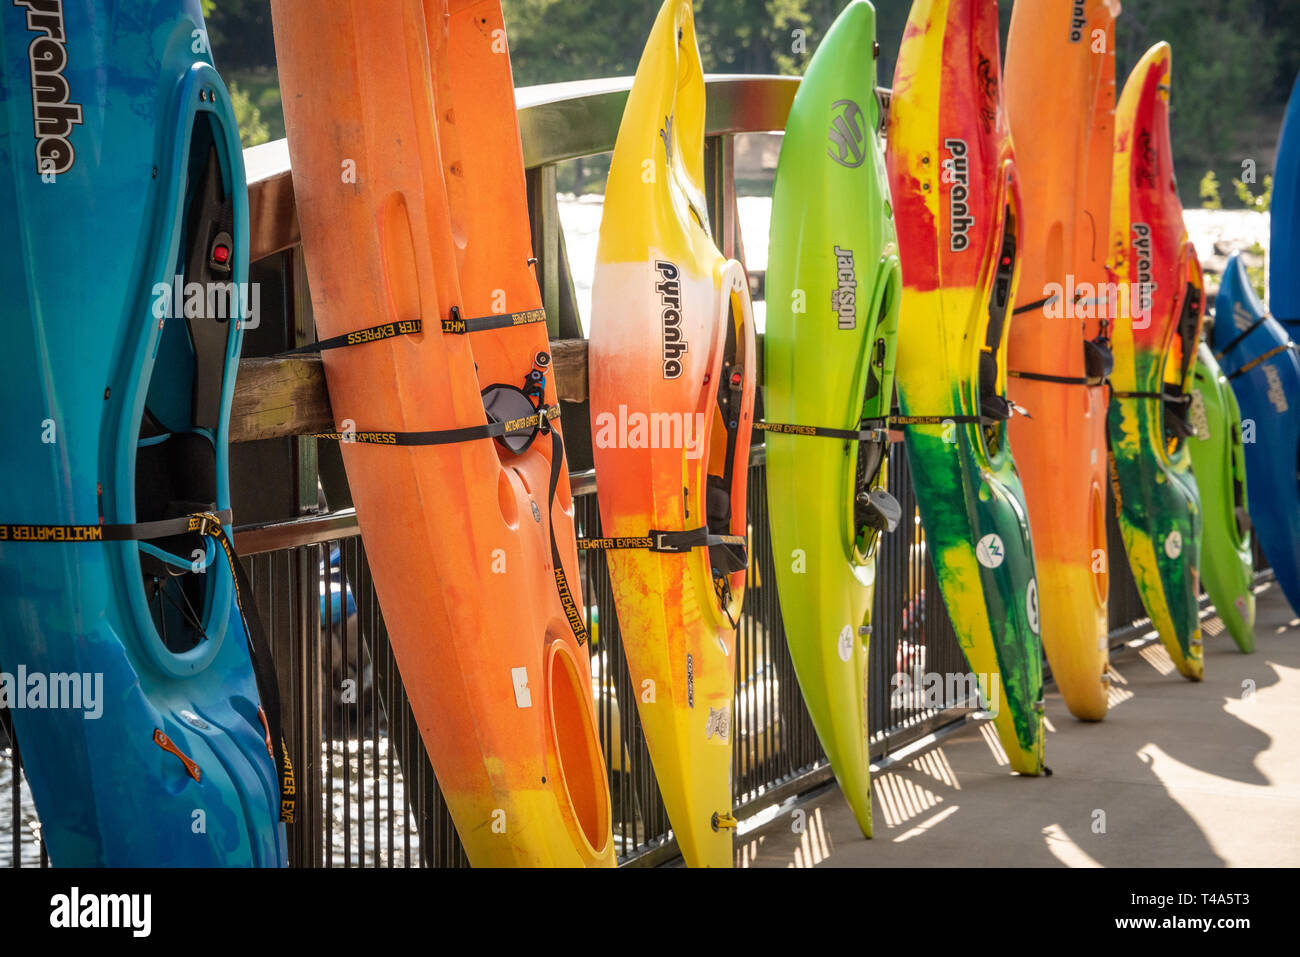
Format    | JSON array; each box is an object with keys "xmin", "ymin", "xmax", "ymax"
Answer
[
  {"xmin": 975, "ymin": 533, "xmax": 1006, "ymax": 569},
  {"xmin": 1026, "ymin": 578, "xmax": 1040, "ymax": 634},
  {"xmin": 1164, "ymin": 529, "xmax": 1183, "ymax": 560},
  {"xmin": 837, "ymin": 625, "xmax": 854, "ymax": 663}
]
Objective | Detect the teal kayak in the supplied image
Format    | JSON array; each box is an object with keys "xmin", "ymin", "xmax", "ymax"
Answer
[{"xmin": 0, "ymin": 0, "xmax": 287, "ymax": 866}]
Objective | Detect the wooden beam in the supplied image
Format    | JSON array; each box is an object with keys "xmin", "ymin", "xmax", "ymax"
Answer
[{"xmin": 231, "ymin": 334, "xmax": 764, "ymax": 444}]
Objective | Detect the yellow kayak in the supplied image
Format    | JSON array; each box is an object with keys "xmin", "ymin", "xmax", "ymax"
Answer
[{"xmin": 588, "ymin": 0, "xmax": 757, "ymax": 867}]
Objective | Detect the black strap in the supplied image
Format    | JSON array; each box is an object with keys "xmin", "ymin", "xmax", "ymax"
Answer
[
  {"xmin": 441, "ymin": 306, "xmax": 548, "ymax": 335},
  {"xmin": 0, "ymin": 507, "xmax": 296, "ymax": 822},
  {"xmin": 1008, "ymin": 370, "xmax": 1104, "ymax": 387},
  {"xmin": 1011, "ymin": 293, "xmax": 1059, "ymax": 316},
  {"xmin": 1213, "ymin": 313, "xmax": 1272, "ymax": 362},
  {"xmin": 544, "ymin": 423, "xmax": 590, "ymax": 646},
  {"xmin": 0, "ymin": 509, "xmax": 233, "ymax": 544},
  {"xmin": 754, "ymin": 421, "xmax": 890, "ymax": 442},
  {"xmin": 276, "ymin": 306, "xmax": 547, "ymax": 357},
  {"xmin": 206, "ymin": 520, "xmax": 296, "ymax": 824},
  {"xmin": 878, "ymin": 413, "xmax": 992, "ymax": 426},
  {"xmin": 1227, "ymin": 342, "xmax": 1299, "ymax": 380},
  {"xmin": 577, "ymin": 527, "xmax": 747, "ymax": 555},
  {"xmin": 310, "ymin": 405, "xmax": 561, "ymax": 446},
  {"xmin": 277, "ymin": 319, "xmax": 424, "ymax": 356},
  {"xmin": 1111, "ymin": 390, "xmax": 1191, "ymax": 403}
]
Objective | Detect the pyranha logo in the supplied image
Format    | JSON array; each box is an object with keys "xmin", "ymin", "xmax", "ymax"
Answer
[
  {"xmin": 1069, "ymin": 0, "xmax": 1087, "ymax": 41},
  {"xmin": 15, "ymin": 0, "xmax": 83, "ymax": 176},
  {"xmin": 1131, "ymin": 223, "xmax": 1155, "ymax": 318},
  {"xmin": 827, "ymin": 99, "xmax": 866, "ymax": 168},
  {"xmin": 832, "ymin": 245, "xmax": 857, "ymax": 329},
  {"xmin": 656, "ymin": 260, "xmax": 687, "ymax": 378},
  {"xmin": 943, "ymin": 139, "xmax": 973, "ymax": 252}
]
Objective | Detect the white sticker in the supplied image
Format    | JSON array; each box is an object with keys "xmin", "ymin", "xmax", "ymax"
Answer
[
  {"xmin": 1164, "ymin": 530, "xmax": 1182, "ymax": 560},
  {"xmin": 511, "ymin": 667, "xmax": 532, "ymax": 708},
  {"xmin": 975, "ymin": 533, "xmax": 1005, "ymax": 568},
  {"xmin": 1235, "ymin": 596, "xmax": 1248, "ymax": 615},
  {"xmin": 1187, "ymin": 391, "xmax": 1210, "ymax": 440},
  {"xmin": 705, "ymin": 706, "xmax": 730, "ymax": 740},
  {"xmin": 837, "ymin": 625, "xmax": 854, "ymax": 663},
  {"xmin": 1026, "ymin": 578, "xmax": 1040, "ymax": 634}
]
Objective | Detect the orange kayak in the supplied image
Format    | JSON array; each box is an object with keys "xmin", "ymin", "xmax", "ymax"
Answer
[
  {"xmin": 1004, "ymin": 0, "xmax": 1119, "ymax": 721},
  {"xmin": 588, "ymin": 0, "xmax": 757, "ymax": 867},
  {"xmin": 271, "ymin": 0, "xmax": 614, "ymax": 867}
]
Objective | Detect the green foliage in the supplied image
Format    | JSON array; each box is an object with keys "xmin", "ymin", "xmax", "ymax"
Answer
[
  {"xmin": 229, "ymin": 82, "xmax": 269, "ymax": 149},
  {"xmin": 1245, "ymin": 242, "xmax": 1268, "ymax": 299},
  {"xmin": 1200, "ymin": 170, "xmax": 1223, "ymax": 209},
  {"xmin": 1233, "ymin": 173, "xmax": 1273, "ymax": 212}
]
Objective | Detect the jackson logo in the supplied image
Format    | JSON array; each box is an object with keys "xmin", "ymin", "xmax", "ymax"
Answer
[
  {"xmin": 1132, "ymin": 223, "xmax": 1155, "ymax": 317},
  {"xmin": 827, "ymin": 99, "xmax": 866, "ymax": 169},
  {"xmin": 943, "ymin": 139, "xmax": 974, "ymax": 252},
  {"xmin": 14, "ymin": 0, "xmax": 83, "ymax": 176},
  {"xmin": 1069, "ymin": 1, "xmax": 1087, "ymax": 41},
  {"xmin": 656, "ymin": 260, "xmax": 687, "ymax": 379},
  {"xmin": 832, "ymin": 245, "xmax": 857, "ymax": 329}
]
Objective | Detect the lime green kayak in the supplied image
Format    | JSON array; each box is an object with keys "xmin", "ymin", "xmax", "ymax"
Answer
[
  {"xmin": 1188, "ymin": 342, "xmax": 1255, "ymax": 651},
  {"xmin": 764, "ymin": 0, "xmax": 901, "ymax": 839}
]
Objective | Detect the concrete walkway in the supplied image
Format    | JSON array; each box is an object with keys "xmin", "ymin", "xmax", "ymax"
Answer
[{"xmin": 740, "ymin": 582, "xmax": 1300, "ymax": 868}]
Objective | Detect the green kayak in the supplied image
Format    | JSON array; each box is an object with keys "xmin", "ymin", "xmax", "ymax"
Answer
[
  {"xmin": 764, "ymin": 0, "xmax": 901, "ymax": 839},
  {"xmin": 1188, "ymin": 342, "xmax": 1255, "ymax": 651}
]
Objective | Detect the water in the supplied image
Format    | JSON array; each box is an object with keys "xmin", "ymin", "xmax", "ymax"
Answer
[
  {"xmin": 559, "ymin": 194, "xmax": 772, "ymax": 334},
  {"xmin": 559, "ymin": 195, "xmax": 1259, "ymax": 332},
  {"xmin": 0, "ymin": 750, "xmax": 43, "ymax": 867}
]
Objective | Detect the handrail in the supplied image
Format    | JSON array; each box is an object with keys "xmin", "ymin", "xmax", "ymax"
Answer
[{"xmin": 243, "ymin": 75, "xmax": 889, "ymax": 263}]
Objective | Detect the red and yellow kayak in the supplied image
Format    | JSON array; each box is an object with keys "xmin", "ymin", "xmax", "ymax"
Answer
[
  {"xmin": 588, "ymin": 0, "xmax": 757, "ymax": 867},
  {"xmin": 1004, "ymin": 0, "xmax": 1119, "ymax": 721},
  {"xmin": 272, "ymin": 0, "xmax": 614, "ymax": 866},
  {"xmin": 886, "ymin": 0, "xmax": 1046, "ymax": 775},
  {"xmin": 1108, "ymin": 42, "xmax": 1205, "ymax": 680}
]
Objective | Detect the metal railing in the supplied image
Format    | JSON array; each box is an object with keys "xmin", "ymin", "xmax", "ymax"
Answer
[{"xmin": 1, "ymin": 74, "xmax": 1268, "ymax": 868}]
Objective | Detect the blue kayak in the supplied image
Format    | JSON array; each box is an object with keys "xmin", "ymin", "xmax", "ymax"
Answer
[
  {"xmin": 1209, "ymin": 254, "xmax": 1300, "ymax": 616},
  {"xmin": 1272, "ymin": 72, "xmax": 1300, "ymax": 328},
  {"xmin": 0, "ymin": 0, "xmax": 286, "ymax": 865}
]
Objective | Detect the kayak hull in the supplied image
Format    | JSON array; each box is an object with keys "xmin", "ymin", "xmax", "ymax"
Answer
[
  {"xmin": 1188, "ymin": 343, "xmax": 1255, "ymax": 652},
  {"xmin": 0, "ymin": 0, "xmax": 284, "ymax": 866},
  {"xmin": 1108, "ymin": 43, "xmax": 1205, "ymax": 681},
  {"xmin": 272, "ymin": 0, "xmax": 615, "ymax": 867},
  {"xmin": 1209, "ymin": 254, "xmax": 1300, "ymax": 617},
  {"xmin": 886, "ymin": 0, "xmax": 1045, "ymax": 775},
  {"xmin": 590, "ymin": 0, "xmax": 757, "ymax": 868},
  {"xmin": 1004, "ymin": 0, "xmax": 1116, "ymax": 721},
  {"xmin": 765, "ymin": 0, "xmax": 901, "ymax": 838}
]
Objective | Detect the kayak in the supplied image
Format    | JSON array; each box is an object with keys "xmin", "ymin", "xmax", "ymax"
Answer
[
  {"xmin": 589, "ymin": 0, "xmax": 757, "ymax": 867},
  {"xmin": 271, "ymin": 0, "xmax": 615, "ymax": 867},
  {"xmin": 1187, "ymin": 343, "xmax": 1255, "ymax": 651},
  {"xmin": 1209, "ymin": 253, "xmax": 1300, "ymax": 616},
  {"xmin": 885, "ymin": 0, "xmax": 1046, "ymax": 776},
  {"xmin": 764, "ymin": 0, "xmax": 901, "ymax": 839},
  {"xmin": 0, "ymin": 0, "xmax": 287, "ymax": 865},
  {"xmin": 1004, "ymin": 0, "xmax": 1118, "ymax": 722},
  {"xmin": 1272, "ymin": 73, "xmax": 1300, "ymax": 328},
  {"xmin": 1108, "ymin": 42, "xmax": 1205, "ymax": 680}
]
